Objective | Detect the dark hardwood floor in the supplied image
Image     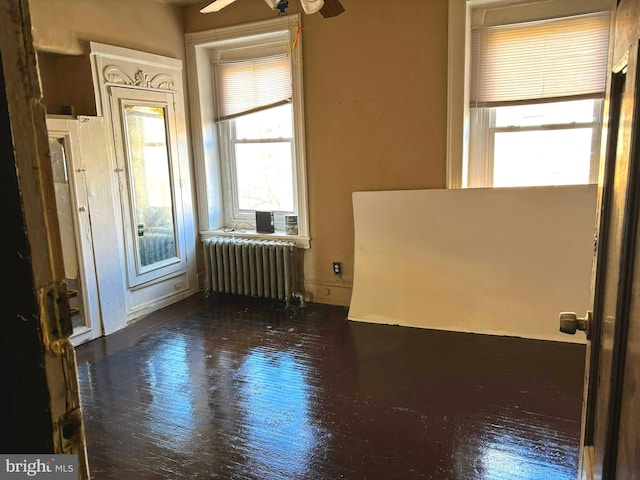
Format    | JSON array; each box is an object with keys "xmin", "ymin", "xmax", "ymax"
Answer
[{"xmin": 75, "ymin": 292, "xmax": 586, "ymax": 480}]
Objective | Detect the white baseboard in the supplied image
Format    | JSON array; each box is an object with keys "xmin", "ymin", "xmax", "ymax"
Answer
[
  {"xmin": 303, "ymin": 280, "xmax": 352, "ymax": 307},
  {"xmin": 127, "ymin": 287, "xmax": 199, "ymax": 324}
]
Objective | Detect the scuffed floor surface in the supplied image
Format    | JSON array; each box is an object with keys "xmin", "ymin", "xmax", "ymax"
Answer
[{"xmin": 75, "ymin": 293, "xmax": 585, "ymax": 480}]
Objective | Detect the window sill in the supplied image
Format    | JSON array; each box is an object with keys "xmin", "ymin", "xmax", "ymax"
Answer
[{"xmin": 200, "ymin": 229, "xmax": 311, "ymax": 249}]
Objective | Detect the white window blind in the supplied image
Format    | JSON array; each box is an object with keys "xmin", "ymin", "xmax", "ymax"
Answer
[
  {"xmin": 214, "ymin": 53, "xmax": 292, "ymax": 121},
  {"xmin": 470, "ymin": 11, "xmax": 611, "ymax": 106}
]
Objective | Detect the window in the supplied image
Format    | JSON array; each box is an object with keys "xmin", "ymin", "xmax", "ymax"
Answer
[
  {"xmin": 224, "ymin": 104, "xmax": 295, "ymax": 214},
  {"xmin": 469, "ymin": 98, "xmax": 604, "ymax": 187},
  {"xmin": 447, "ymin": 0, "xmax": 612, "ymax": 189},
  {"xmin": 214, "ymin": 52, "xmax": 296, "ymax": 228},
  {"xmin": 186, "ymin": 15, "xmax": 310, "ymax": 247}
]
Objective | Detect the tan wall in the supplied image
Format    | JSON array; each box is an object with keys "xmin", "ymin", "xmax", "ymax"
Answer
[
  {"xmin": 38, "ymin": 53, "xmax": 97, "ymax": 115},
  {"xmin": 29, "ymin": 0, "xmax": 186, "ymax": 114},
  {"xmin": 184, "ymin": 0, "xmax": 449, "ymax": 305},
  {"xmin": 29, "ymin": 0, "xmax": 187, "ymax": 114},
  {"xmin": 29, "ymin": 0, "xmax": 187, "ymax": 117},
  {"xmin": 29, "ymin": 0, "xmax": 185, "ymax": 59}
]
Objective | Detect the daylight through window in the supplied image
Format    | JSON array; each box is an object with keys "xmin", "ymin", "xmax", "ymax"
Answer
[{"xmin": 467, "ymin": 9, "xmax": 611, "ymax": 188}]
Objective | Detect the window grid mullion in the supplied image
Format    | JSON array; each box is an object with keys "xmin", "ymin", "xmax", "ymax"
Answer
[
  {"xmin": 490, "ymin": 122, "xmax": 598, "ymax": 134},
  {"xmin": 485, "ymin": 108, "xmax": 496, "ymax": 187},
  {"xmin": 234, "ymin": 138, "xmax": 293, "ymax": 144}
]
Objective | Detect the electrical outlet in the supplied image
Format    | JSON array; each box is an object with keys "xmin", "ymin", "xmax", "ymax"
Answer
[{"xmin": 332, "ymin": 262, "xmax": 342, "ymax": 276}]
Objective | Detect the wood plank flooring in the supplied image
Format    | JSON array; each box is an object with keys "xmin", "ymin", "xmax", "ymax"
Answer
[{"xmin": 75, "ymin": 293, "xmax": 586, "ymax": 479}]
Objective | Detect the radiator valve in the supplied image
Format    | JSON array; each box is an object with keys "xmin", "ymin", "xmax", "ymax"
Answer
[{"xmin": 293, "ymin": 292, "xmax": 307, "ymax": 308}]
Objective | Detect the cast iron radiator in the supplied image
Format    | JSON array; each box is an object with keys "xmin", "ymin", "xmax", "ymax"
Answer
[{"xmin": 203, "ymin": 237, "xmax": 299, "ymax": 305}]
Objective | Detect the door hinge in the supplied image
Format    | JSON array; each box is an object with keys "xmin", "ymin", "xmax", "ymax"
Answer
[{"xmin": 40, "ymin": 281, "xmax": 74, "ymax": 356}]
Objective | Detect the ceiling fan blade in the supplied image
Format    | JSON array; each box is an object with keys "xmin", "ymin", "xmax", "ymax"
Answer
[
  {"xmin": 300, "ymin": 0, "xmax": 324, "ymax": 15},
  {"xmin": 200, "ymin": 0, "xmax": 238, "ymax": 14},
  {"xmin": 319, "ymin": 0, "xmax": 344, "ymax": 18}
]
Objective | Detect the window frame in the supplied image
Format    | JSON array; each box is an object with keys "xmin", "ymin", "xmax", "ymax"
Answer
[
  {"xmin": 185, "ymin": 15, "xmax": 310, "ymax": 248},
  {"xmin": 446, "ymin": 0, "xmax": 614, "ymax": 189},
  {"xmin": 218, "ymin": 105, "xmax": 297, "ymax": 229},
  {"xmin": 468, "ymin": 97, "xmax": 604, "ymax": 187}
]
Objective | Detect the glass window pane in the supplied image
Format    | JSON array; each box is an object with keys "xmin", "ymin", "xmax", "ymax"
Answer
[
  {"xmin": 235, "ymin": 142, "xmax": 294, "ymax": 212},
  {"xmin": 493, "ymin": 128, "xmax": 593, "ymax": 187},
  {"xmin": 235, "ymin": 103, "xmax": 293, "ymax": 140},
  {"xmin": 494, "ymin": 99, "xmax": 598, "ymax": 128},
  {"xmin": 124, "ymin": 105, "xmax": 178, "ymax": 268}
]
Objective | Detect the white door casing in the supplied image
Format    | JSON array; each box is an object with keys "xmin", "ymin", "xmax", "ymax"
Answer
[{"xmin": 89, "ymin": 42, "xmax": 198, "ymax": 324}]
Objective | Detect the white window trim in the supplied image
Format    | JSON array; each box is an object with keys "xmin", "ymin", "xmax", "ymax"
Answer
[
  {"xmin": 185, "ymin": 15, "xmax": 310, "ymax": 248},
  {"xmin": 446, "ymin": 0, "xmax": 614, "ymax": 189}
]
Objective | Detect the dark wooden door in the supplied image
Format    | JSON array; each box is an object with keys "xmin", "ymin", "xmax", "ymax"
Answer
[{"xmin": 572, "ymin": 0, "xmax": 640, "ymax": 477}]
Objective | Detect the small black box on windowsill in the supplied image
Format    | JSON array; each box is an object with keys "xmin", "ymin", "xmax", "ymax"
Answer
[{"xmin": 255, "ymin": 211, "xmax": 275, "ymax": 233}]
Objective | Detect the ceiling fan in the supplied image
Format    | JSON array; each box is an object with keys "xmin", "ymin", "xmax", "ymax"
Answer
[{"xmin": 200, "ymin": 0, "xmax": 345, "ymax": 18}]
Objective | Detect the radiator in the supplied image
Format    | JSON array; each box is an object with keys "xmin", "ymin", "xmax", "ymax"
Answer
[{"xmin": 203, "ymin": 237, "xmax": 299, "ymax": 305}]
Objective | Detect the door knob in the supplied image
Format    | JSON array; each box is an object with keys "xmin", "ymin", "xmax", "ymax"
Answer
[{"xmin": 559, "ymin": 311, "xmax": 591, "ymax": 339}]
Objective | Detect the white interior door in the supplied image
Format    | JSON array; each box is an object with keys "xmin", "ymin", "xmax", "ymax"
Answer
[{"xmin": 47, "ymin": 116, "xmax": 103, "ymax": 346}]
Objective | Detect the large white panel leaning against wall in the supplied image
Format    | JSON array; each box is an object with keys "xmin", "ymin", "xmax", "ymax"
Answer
[{"xmin": 349, "ymin": 185, "xmax": 597, "ymax": 344}]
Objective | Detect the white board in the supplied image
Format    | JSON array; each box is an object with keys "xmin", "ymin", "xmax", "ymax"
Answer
[{"xmin": 349, "ymin": 185, "xmax": 597, "ymax": 343}]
